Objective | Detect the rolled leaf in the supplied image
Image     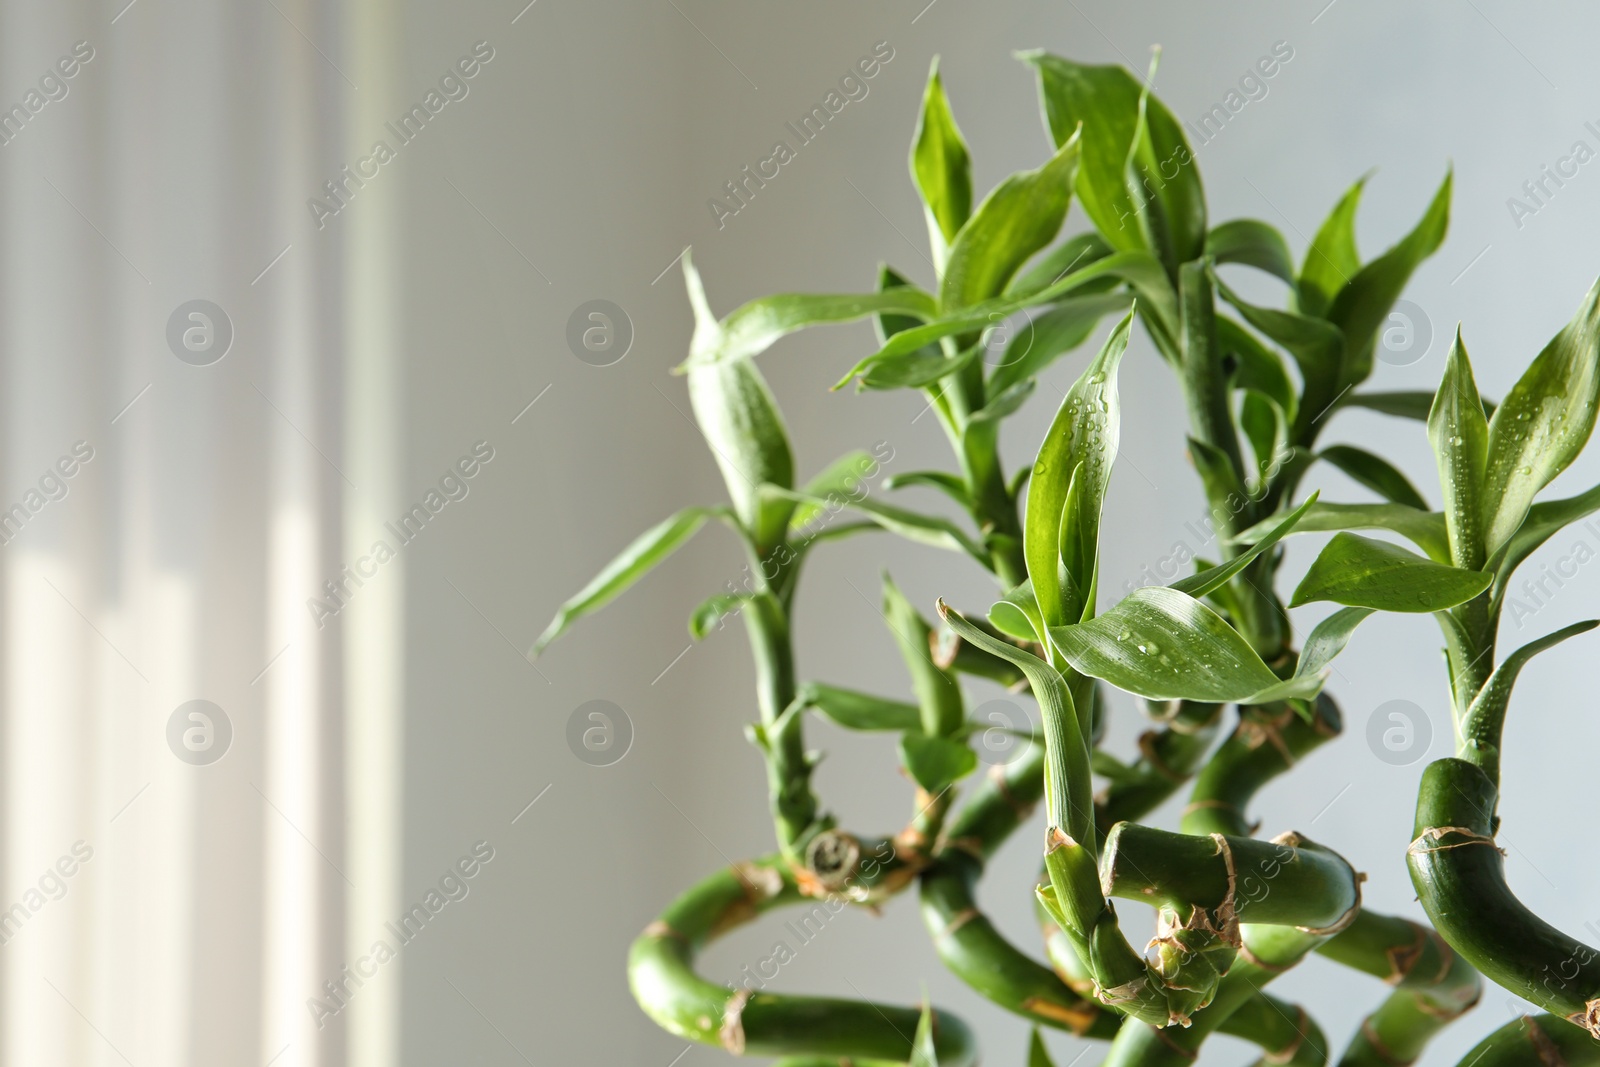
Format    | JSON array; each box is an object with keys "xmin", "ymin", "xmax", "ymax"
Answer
[
  {"xmin": 1289, "ymin": 531, "xmax": 1492, "ymax": 612},
  {"xmin": 1427, "ymin": 329, "xmax": 1490, "ymax": 567},
  {"xmin": 1025, "ymin": 312, "xmax": 1131, "ymax": 626},
  {"xmin": 1022, "ymin": 52, "xmax": 1204, "ymax": 264},
  {"xmin": 911, "ymin": 57, "xmax": 972, "ymax": 271},
  {"xmin": 533, "ymin": 506, "xmax": 717, "ymax": 655},
  {"xmin": 1481, "ymin": 277, "xmax": 1600, "ymax": 554},
  {"xmin": 1295, "ymin": 606, "xmax": 1375, "ymax": 678},
  {"xmin": 689, "ymin": 592, "xmax": 748, "ymax": 639},
  {"xmin": 1463, "ymin": 620, "xmax": 1599, "ymax": 751},
  {"xmin": 884, "ymin": 573, "xmax": 964, "ymax": 738}
]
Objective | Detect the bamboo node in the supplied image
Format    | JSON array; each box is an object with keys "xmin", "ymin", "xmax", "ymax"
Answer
[
  {"xmin": 719, "ymin": 989, "xmax": 751, "ymax": 1053},
  {"xmin": 1263, "ymin": 1006, "xmax": 1310, "ymax": 1064},
  {"xmin": 1210, "ymin": 833, "xmax": 1242, "ymax": 946},
  {"xmin": 1021, "ymin": 995, "xmax": 1100, "ymax": 1035},
  {"xmin": 1406, "ymin": 825, "xmax": 1504, "ymax": 856},
  {"xmin": 1574, "ymin": 998, "xmax": 1600, "ymax": 1041}
]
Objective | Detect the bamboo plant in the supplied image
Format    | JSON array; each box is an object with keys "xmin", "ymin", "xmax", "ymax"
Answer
[{"xmin": 535, "ymin": 50, "xmax": 1600, "ymax": 1067}]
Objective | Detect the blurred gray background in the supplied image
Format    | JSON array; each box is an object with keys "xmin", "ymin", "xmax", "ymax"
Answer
[{"xmin": 1, "ymin": 0, "xmax": 1598, "ymax": 1064}]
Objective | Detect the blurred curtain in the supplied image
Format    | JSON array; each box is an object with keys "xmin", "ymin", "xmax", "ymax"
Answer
[{"xmin": 0, "ymin": 1, "xmax": 402, "ymax": 1065}]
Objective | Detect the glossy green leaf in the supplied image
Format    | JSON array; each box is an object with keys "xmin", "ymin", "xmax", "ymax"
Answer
[
  {"xmin": 795, "ymin": 682, "xmax": 922, "ymax": 732},
  {"xmin": 941, "ymin": 131, "xmax": 1081, "ymax": 311},
  {"xmin": 1023, "ymin": 53, "xmax": 1204, "ymax": 264},
  {"xmin": 1325, "ymin": 170, "xmax": 1451, "ymax": 386},
  {"xmin": 938, "ymin": 600, "xmax": 1090, "ymax": 838},
  {"xmin": 990, "ymin": 579, "xmax": 1046, "ymax": 644},
  {"xmin": 860, "ymin": 341, "xmax": 985, "ymax": 391},
  {"xmin": 1427, "ymin": 329, "xmax": 1490, "ymax": 567},
  {"xmin": 1481, "ymin": 277, "xmax": 1600, "ymax": 554},
  {"xmin": 1006, "ymin": 231, "xmax": 1113, "ymax": 300},
  {"xmin": 969, "ymin": 378, "xmax": 1036, "ymax": 427},
  {"xmin": 1208, "ymin": 219, "xmax": 1294, "ymax": 284},
  {"xmin": 1048, "ymin": 586, "xmax": 1320, "ymax": 703},
  {"xmin": 1319, "ymin": 445, "xmax": 1429, "ymax": 511},
  {"xmin": 1296, "ymin": 606, "xmax": 1375, "ymax": 678},
  {"xmin": 988, "ymin": 291, "xmax": 1133, "ymax": 397},
  {"xmin": 1237, "ymin": 500, "xmax": 1450, "ymax": 563},
  {"xmin": 683, "ymin": 254, "xmax": 797, "ymax": 548},
  {"xmin": 899, "ymin": 732, "xmax": 978, "ymax": 793},
  {"xmin": 1028, "ymin": 1027, "xmax": 1058, "ymax": 1067},
  {"xmin": 911, "ymin": 57, "xmax": 972, "ymax": 271},
  {"xmin": 1026, "ymin": 312, "xmax": 1131, "ymax": 626},
  {"xmin": 1172, "ymin": 493, "xmax": 1319, "ymax": 599},
  {"xmin": 1239, "ymin": 392, "xmax": 1284, "ymax": 485},
  {"xmin": 883, "ymin": 469, "xmax": 972, "ymax": 509},
  {"xmin": 689, "ymin": 592, "xmax": 747, "ymax": 639},
  {"xmin": 1289, "ymin": 532, "xmax": 1492, "ymax": 612},
  {"xmin": 884, "ymin": 574, "xmax": 964, "ymax": 737},
  {"xmin": 790, "ymin": 450, "xmax": 880, "ymax": 529},
  {"xmin": 1297, "ymin": 173, "xmax": 1366, "ymax": 318},
  {"xmin": 533, "ymin": 506, "xmax": 718, "ymax": 655}
]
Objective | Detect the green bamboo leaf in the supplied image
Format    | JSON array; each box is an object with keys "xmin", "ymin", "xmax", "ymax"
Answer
[
  {"xmin": 1295, "ymin": 606, "xmax": 1375, "ymax": 678},
  {"xmin": 796, "ymin": 682, "xmax": 922, "ymax": 732},
  {"xmin": 968, "ymin": 378, "xmax": 1037, "ymax": 427},
  {"xmin": 1048, "ymin": 586, "xmax": 1320, "ymax": 703},
  {"xmin": 940, "ymin": 131, "xmax": 1081, "ymax": 312},
  {"xmin": 884, "ymin": 573, "xmax": 964, "ymax": 738},
  {"xmin": 910, "ymin": 1000, "xmax": 940, "ymax": 1067},
  {"xmin": 1481, "ymin": 277, "xmax": 1600, "ymax": 555},
  {"xmin": 532, "ymin": 506, "xmax": 718, "ymax": 655},
  {"xmin": 1289, "ymin": 532, "xmax": 1492, "ymax": 612},
  {"xmin": 1319, "ymin": 445, "xmax": 1430, "ymax": 511},
  {"xmin": 937, "ymin": 600, "xmax": 1090, "ymax": 837},
  {"xmin": 989, "ymin": 579, "xmax": 1045, "ymax": 644},
  {"xmin": 1325, "ymin": 169, "xmax": 1451, "ymax": 387},
  {"xmin": 1345, "ymin": 390, "xmax": 1496, "ymax": 422},
  {"xmin": 1236, "ymin": 500, "xmax": 1450, "ymax": 563},
  {"xmin": 1464, "ymin": 620, "xmax": 1599, "ymax": 745},
  {"xmin": 688, "ymin": 592, "xmax": 748, "ymax": 639},
  {"xmin": 1214, "ymin": 274, "xmax": 1344, "ymax": 432},
  {"xmin": 764, "ymin": 487, "xmax": 988, "ymax": 563},
  {"xmin": 861, "ymin": 341, "xmax": 985, "ymax": 391},
  {"xmin": 1006, "ymin": 231, "xmax": 1113, "ymax": 300},
  {"xmin": 1221, "ymin": 315, "xmax": 1298, "ymax": 424},
  {"xmin": 1028, "ymin": 1027, "xmax": 1058, "ymax": 1067},
  {"xmin": 679, "ymin": 278, "xmax": 937, "ymax": 371},
  {"xmin": 1125, "ymin": 66, "xmax": 1208, "ymax": 272},
  {"xmin": 1427, "ymin": 328, "xmax": 1490, "ymax": 567},
  {"xmin": 911, "ymin": 57, "xmax": 972, "ymax": 271},
  {"xmin": 1172, "ymin": 493, "xmax": 1319, "ymax": 600},
  {"xmin": 789, "ymin": 450, "xmax": 879, "ymax": 529},
  {"xmin": 883, "ymin": 470, "xmax": 972, "ymax": 509},
  {"xmin": 1208, "ymin": 219, "xmax": 1294, "ymax": 284},
  {"xmin": 1488, "ymin": 479, "xmax": 1600, "ymax": 606},
  {"xmin": 1022, "ymin": 52, "xmax": 1203, "ymax": 264},
  {"xmin": 1297, "ymin": 173, "xmax": 1366, "ymax": 318},
  {"xmin": 836, "ymin": 250, "xmax": 1175, "ymax": 388},
  {"xmin": 1239, "ymin": 392, "xmax": 1283, "ymax": 484},
  {"xmin": 988, "ymin": 291, "xmax": 1133, "ymax": 398},
  {"xmin": 899, "ymin": 732, "xmax": 978, "ymax": 793},
  {"xmin": 1026, "ymin": 312, "xmax": 1131, "ymax": 626},
  {"xmin": 682, "ymin": 254, "xmax": 797, "ymax": 549}
]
